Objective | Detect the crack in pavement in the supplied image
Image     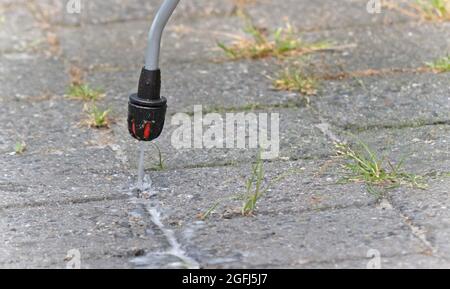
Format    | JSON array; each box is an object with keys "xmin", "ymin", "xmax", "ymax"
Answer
[
  {"xmin": 0, "ymin": 194, "xmax": 129, "ymax": 211},
  {"xmin": 386, "ymin": 195, "xmax": 438, "ymax": 256},
  {"xmin": 342, "ymin": 120, "xmax": 450, "ymax": 133},
  {"xmin": 129, "ymin": 176, "xmax": 200, "ymax": 269}
]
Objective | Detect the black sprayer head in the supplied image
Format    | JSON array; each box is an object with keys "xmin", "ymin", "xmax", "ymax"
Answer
[{"xmin": 128, "ymin": 68, "xmax": 167, "ymax": 141}]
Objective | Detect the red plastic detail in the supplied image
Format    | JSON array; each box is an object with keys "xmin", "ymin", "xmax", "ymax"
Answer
[
  {"xmin": 131, "ymin": 120, "xmax": 136, "ymax": 136},
  {"xmin": 144, "ymin": 122, "xmax": 151, "ymax": 139}
]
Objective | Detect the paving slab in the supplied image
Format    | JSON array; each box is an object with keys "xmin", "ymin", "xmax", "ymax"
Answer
[
  {"xmin": 242, "ymin": 0, "xmax": 411, "ymax": 32},
  {"xmin": 0, "ymin": 199, "xmax": 158, "ymax": 269},
  {"xmin": 303, "ymin": 22, "xmax": 450, "ymax": 73},
  {"xmin": 314, "ymin": 73, "xmax": 450, "ymax": 130},
  {"xmin": 344, "ymin": 124, "xmax": 450, "ymax": 174},
  {"xmin": 0, "ymin": 98, "xmax": 88, "ymax": 153},
  {"xmin": 389, "ymin": 178, "xmax": 450, "ymax": 258},
  {"xmin": 0, "ymin": 150, "xmax": 129, "ymax": 209},
  {"xmin": 0, "ymin": 98, "xmax": 132, "ymax": 208},
  {"xmin": 0, "ymin": 55, "xmax": 68, "ymax": 101},
  {"xmin": 390, "ymin": 179, "xmax": 450, "ymax": 231},
  {"xmin": 0, "ymin": 4, "xmax": 45, "ymax": 54},
  {"xmin": 179, "ymin": 207, "xmax": 426, "ymax": 268}
]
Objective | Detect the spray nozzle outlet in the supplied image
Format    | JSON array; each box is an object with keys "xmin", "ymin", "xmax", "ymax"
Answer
[{"xmin": 128, "ymin": 68, "xmax": 167, "ymax": 141}]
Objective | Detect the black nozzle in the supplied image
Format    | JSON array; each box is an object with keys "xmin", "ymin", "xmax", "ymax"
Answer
[{"xmin": 128, "ymin": 68, "xmax": 167, "ymax": 141}]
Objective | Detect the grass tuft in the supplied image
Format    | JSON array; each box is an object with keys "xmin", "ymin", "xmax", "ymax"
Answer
[
  {"xmin": 218, "ymin": 17, "xmax": 329, "ymax": 60},
  {"xmin": 14, "ymin": 142, "xmax": 27, "ymax": 155},
  {"xmin": 200, "ymin": 152, "xmax": 301, "ymax": 219},
  {"xmin": 83, "ymin": 104, "xmax": 111, "ymax": 129},
  {"xmin": 335, "ymin": 141, "xmax": 427, "ymax": 199},
  {"xmin": 274, "ymin": 68, "xmax": 318, "ymax": 96},
  {"xmin": 241, "ymin": 151, "xmax": 266, "ymax": 215},
  {"xmin": 426, "ymin": 55, "xmax": 450, "ymax": 72},
  {"xmin": 67, "ymin": 84, "xmax": 104, "ymax": 102},
  {"xmin": 151, "ymin": 143, "xmax": 166, "ymax": 171},
  {"xmin": 417, "ymin": 0, "xmax": 450, "ymax": 20}
]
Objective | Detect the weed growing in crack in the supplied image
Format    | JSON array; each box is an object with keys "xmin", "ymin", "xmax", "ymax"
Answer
[
  {"xmin": 67, "ymin": 84, "xmax": 104, "ymax": 102},
  {"xmin": 83, "ymin": 104, "xmax": 111, "ymax": 129},
  {"xmin": 426, "ymin": 55, "xmax": 450, "ymax": 72},
  {"xmin": 14, "ymin": 141, "xmax": 27, "ymax": 155},
  {"xmin": 417, "ymin": 0, "xmax": 450, "ymax": 20},
  {"xmin": 241, "ymin": 153, "xmax": 303, "ymax": 215},
  {"xmin": 335, "ymin": 141, "xmax": 427, "ymax": 200},
  {"xmin": 274, "ymin": 67, "xmax": 318, "ymax": 97},
  {"xmin": 200, "ymin": 152, "xmax": 301, "ymax": 219},
  {"xmin": 218, "ymin": 14, "xmax": 329, "ymax": 60},
  {"xmin": 240, "ymin": 151, "xmax": 267, "ymax": 215},
  {"xmin": 151, "ymin": 143, "xmax": 166, "ymax": 171}
]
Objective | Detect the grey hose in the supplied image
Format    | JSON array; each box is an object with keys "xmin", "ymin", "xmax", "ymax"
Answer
[{"xmin": 144, "ymin": 0, "xmax": 180, "ymax": 70}]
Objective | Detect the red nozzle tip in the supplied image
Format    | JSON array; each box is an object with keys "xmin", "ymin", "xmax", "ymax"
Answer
[{"xmin": 144, "ymin": 122, "xmax": 151, "ymax": 140}]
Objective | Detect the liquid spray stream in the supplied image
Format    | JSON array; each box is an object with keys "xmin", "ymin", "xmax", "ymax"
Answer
[
  {"xmin": 132, "ymin": 143, "xmax": 200, "ymax": 269},
  {"xmin": 137, "ymin": 142, "xmax": 146, "ymax": 191}
]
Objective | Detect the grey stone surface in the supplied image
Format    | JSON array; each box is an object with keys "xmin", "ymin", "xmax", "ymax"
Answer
[
  {"xmin": 0, "ymin": 4, "xmax": 45, "ymax": 54},
  {"xmin": 184, "ymin": 207, "xmax": 426, "ymax": 268},
  {"xmin": 314, "ymin": 73, "xmax": 450, "ymax": 129},
  {"xmin": 389, "ymin": 178, "xmax": 450, "ymax": 259},
  {"xmin": 0, "ymin": 98, "xmax": 131, "ymax": 208},
  {"xmin": 307, "ymin": 22, "xmax": 450, "ymax": 72},
  {"xmin": 0, "ymin": 0, "xmax": 449, "ymax": 269},
  {"xmin": 0, "ymin": 200, "xmax": 158, "ymax": 269},
  {"xmin": 343, "ymin": 124, "xmax": 450, "ymax": 173},
  {"xmin": 391, "ymin": 179, "xmax": 450, "ymax": 230},
  {"xmin": 243, "ymin": 0, "xmax": 412, "ymax": 32},
  {"xmin": 0, "ymin": 55, "xmax": 69, "ymax": 101},
  {"xmin": 0, "ymin": 149, "xmax": 128, "ymax": 208},
  {"xmin": 148, "ymin": 160, "xmax": 374, "ymax": 222}
]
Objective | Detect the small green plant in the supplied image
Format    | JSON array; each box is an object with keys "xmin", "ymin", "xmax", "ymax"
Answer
[
  {"xmin": 151, "ymin": 143, "xmax": 165, "ymax": 171},
  {"xmin": 200, "ymin": 198, "xmax": 230, "ymax": 220},
  {"xmin": 67, "ymin": 84, "xmax": 104, "ymax": 102},
  {"xmin": 241, "ymin": 151, "xmax": 266, "ymax": 215},
  {"xmin": 218, "ymin": 18, "xmax": 329, "ymax": 60},
  {"xmin": 241, "ymin": 153, "xmax": 303, "ymax": 215},
  {"xmin": 14, "ymin": 142, "xmax": 27, "ymax": 155},
  {"xmin": 417, "ymin": 0, "xmax": 450, "ymax": 20},
  {"xmin": 335, "ymin": 141, "xmax": 427, "ymax": 199},
  {"xmin": 426, "ymin": 55, "xmax": 450, "ymax": 72},
  {"xmin": 274, "ymin": 68, "xmax": 318, "ymax": 96},
  {"xmin": 84, "ymin": 104, "xmax": 110, "ymax": 128},
  {"xmin": 200, "ymin": 152, "xmax": 302, "ymax": 219}
]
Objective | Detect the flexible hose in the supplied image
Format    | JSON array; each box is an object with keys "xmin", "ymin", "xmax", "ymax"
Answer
[{"xmin": 144, "ymin": 0, "xmax": 180, "ymax": 70}]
